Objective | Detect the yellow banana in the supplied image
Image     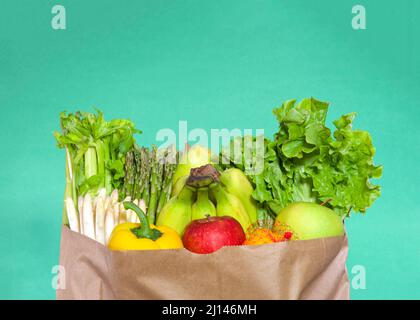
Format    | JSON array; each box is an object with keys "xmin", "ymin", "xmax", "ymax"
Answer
[
  {"xmin": 212, "ymin": 185, "xmax": 251, "ymax": 232},
  {"xmin": 171, "ymin": 175, "xmax": 188, "ymax": 197},
  {"xmin": 172, "ymin": 145, "xmax": 212, "ymax": 189},
  {"xmin": 220, "ymin": 168, "xmax": 257, "ymax": 223},
  {"xmin": 156, "ymin": 185, "xmax": 194, "ymax": 236},
  {"xmin": 191, "ymin": 189, "xmax": 216, "ymax": 220}
]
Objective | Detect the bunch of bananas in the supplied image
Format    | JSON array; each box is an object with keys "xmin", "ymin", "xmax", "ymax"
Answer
[{"xmin": 156, "ymin": 161, "xmax": 257, "ymax": 236}]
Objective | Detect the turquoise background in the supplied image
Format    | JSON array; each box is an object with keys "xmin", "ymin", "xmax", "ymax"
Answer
[{"xmin": 0, "ymin": 0, "xmax": 419, "ymax": 299}]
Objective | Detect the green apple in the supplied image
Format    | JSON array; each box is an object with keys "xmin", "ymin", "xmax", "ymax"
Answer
[{"xmin": 275, "ymin": 202, "xmax": 344, "ymax": 240}]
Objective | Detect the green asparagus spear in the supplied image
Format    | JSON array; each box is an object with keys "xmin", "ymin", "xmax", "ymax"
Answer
[
  {"xmin": 123, "ymin": 150, "xmax": 135, "ymax": 199},
  {"xmin": 132, "ymin": 146, "xmax": 142, "ymax": 200},
  {"xmin": 147, "ymin": 146, "xmax": 159, "ymax": 224},
  {"xmin": 141, "ymin": 147, "xmax": 151, "ymax": 206},
  {"xmin": 156, "ymin": 147, "xmax": 177, "ymax": 215}
]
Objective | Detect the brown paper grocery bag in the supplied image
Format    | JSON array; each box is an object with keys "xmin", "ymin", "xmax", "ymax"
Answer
[{"xmin": 56, "ymin": 226, "xmax": 349, "ymax": 300}]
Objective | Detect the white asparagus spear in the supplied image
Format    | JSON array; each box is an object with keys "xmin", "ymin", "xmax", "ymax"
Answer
[
  {"xmin": 83, "ymin": 194, "xmax": 95, "ymax": 240},
  {"xmin": 110, "ymin": 189, "xmax": 119, "ymax": 204},
  {"xmin": 98, "ymin": 188, "xmax": 106, "ymax": 199},
  {"xmin": 123, "ymin": 196, "xmax": 136, "ymax": 223},
  {"xmin": 118, "ymin": 202, "xmax": 127, "ymax": 224},
  {"xmin": 104, "ymin": 206, "xmax": 115, "ymax": 245},
  {"xmin": 95, "ymin": 196, "xmax": 106, "ymax": 245},
  {"xmin": 104, "ymin": 196, "xmax": 111, "ymax": 213},
  {"xmin": 94, "ymin": 188, "xmax": 106, "ymax": 208},
  {"xmin": 113, "ymin": 202, "xmax": 120, "ymax": 224},
  {"xmin": 78, "ymin": 196, "xmax": 84, "ymax": 235},
  {"xmin": 65, "ymin": 198, "xmax": 79, "ymax": 232}
]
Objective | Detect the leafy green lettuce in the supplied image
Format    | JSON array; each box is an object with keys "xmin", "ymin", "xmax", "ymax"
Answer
[{"xmin": 222, "ymin": 98, "xmax": 382, "ymax": 218}]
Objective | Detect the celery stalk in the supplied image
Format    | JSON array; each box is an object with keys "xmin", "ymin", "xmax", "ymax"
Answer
[
  {"xmin": 54, "ymin": 110, "xmax": 140, "ymax": 226},
  {"xmin": 95, "ymin": 140, "xmax": 106, "ymax": 189},
  {"xmin": 103, "ymin": 137, "xmax": 112, "ymax": 194},
  {"xmin": 62, "ymin": 147, "xmax": 72, "ymax": 225},
  {"xmin": 85, "ymin": 147, "xmax": 98, "ymax": 179},
  {"xmin": 63, "ymin": 146, "xmax": 79, "ymax": 224}
]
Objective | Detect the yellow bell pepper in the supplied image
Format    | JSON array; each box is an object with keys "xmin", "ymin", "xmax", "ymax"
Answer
[{"xmin": 108, "ymin": 202, "xmax": 183, "ymax": 251}]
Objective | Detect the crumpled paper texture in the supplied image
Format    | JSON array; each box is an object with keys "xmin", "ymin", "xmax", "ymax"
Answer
[{"xmin": 56, "ymin": 226, "xmax": 349, "ymax": 300}]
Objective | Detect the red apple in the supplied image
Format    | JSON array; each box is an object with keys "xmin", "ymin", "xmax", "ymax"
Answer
[{"xmin": 182, "ymin": 216, "xmax": 245, "ymax": 254}]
